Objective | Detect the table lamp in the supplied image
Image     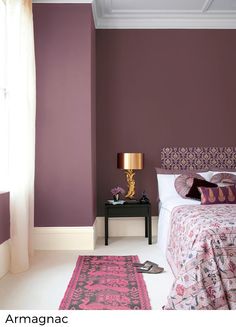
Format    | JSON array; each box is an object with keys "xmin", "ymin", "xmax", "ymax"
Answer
[{"xmin": 117, "ymin": 152, "xmax": 144, "ymax": 199}]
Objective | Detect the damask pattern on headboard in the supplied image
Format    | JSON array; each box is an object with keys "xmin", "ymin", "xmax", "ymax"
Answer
[{"xmin": 161, "ymin": 147, "xmax": 236, "ymax": 170}]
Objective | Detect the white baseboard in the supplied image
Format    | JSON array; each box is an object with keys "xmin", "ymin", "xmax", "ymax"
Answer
[
  {"xmin": 33, "ymin": 217, "xmax": 157, "ymax": 251},
  {"xmin": 0, "ymin": 240, "xmax": 10, "ymax": 279},
  {"xmin": 95, "ymin": 216, "xmax": 158, "ymax": 238},
  {"xmin": 33, "ymin": 226, "xmax": 95, "ymax": 251}
]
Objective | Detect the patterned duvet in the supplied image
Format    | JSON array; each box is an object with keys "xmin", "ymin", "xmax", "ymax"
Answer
[{"xmin": 165, "ymin": 204, "xmax": 236, "ymax": 310}]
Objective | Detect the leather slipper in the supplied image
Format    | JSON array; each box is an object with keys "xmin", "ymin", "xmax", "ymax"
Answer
[
  {"xmin": 133, "ymin": 260, "xmax": 158, "ymax": 268},
  {"xmin": 136, "ymin": 264, "xmax": 164, "ymax": 274}
]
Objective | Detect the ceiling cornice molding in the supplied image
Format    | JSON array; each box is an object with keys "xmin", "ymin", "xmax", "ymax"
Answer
[
  {"xmin": 93, "ymin": 0, "xmax": 236, "ymax": 29},
  {"xmin": 94, "ymin": 15, "xmax": 236, "ymax": 30}
]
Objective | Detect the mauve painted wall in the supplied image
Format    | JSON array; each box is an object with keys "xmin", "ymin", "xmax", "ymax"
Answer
[
  {"xmin": 91, "ymin": 13, "xmax": 96, "ymax": 222},
  {"xmin": 33, "ymin": 4, "xmax": 96, "ymax": 227},
  {"xmin": 0, "ymin": 193, "xmax": 10, "ymax": 244},
  {"xmin": 96, "ymin": 30, "xmax": 236, "ymax": 215}
]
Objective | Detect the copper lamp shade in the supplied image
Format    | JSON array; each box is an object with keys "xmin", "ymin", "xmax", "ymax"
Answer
[
  {"xmin": 117, "ymin": 153, "xmax": 143, "ymax": 170},
  {"xmin": 117, "ymin": 153, "xmax": 144, "ymax": 199}
]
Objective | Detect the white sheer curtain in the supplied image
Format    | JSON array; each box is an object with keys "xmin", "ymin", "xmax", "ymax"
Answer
[
  {"xmin": 0, "ymin": 1, "xmax": 9, "ymax": 190},
  {"xmin": 5, "ymin": 0, "xmax": 36, "ymax": 273}
]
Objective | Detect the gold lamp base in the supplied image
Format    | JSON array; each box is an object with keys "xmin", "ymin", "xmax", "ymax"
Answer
[{"xmin": 125, "ymin": 169, "xmax": 136, "ymax": 199}]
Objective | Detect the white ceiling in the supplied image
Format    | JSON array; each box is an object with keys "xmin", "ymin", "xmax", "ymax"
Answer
[
  {"xmin": 33, "ymin": 0, "xmax": 236, "ymax": 29},
  {"xmin": 93, "ymin": 0, "xmax": 236, "ymax": 28}
]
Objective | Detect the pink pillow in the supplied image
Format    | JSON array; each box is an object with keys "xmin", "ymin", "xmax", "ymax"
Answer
[
  {"xmin": 210, "ymin": 173, "xmax": 236, "ymax": 184},
  {"xmin": 174, "ymin": 173, "xmax": 204, "ymax": 199},
  {"xmin": 198, "ymin": 185, "xmax": 236, "ymax": 205}
]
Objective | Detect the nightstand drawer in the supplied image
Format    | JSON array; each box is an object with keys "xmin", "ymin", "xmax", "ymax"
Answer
[{"xmin": 106, "ymin": 205, "xmax": 149, "ymax": 217}]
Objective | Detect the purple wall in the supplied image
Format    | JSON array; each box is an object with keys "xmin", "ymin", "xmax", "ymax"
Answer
[
  {"xmin": 96, "ymin": 30, "xmax": 236, "ymax": 215},
  {"xmin": 33, "ymin": 7, "xmax": 236, "ymax": 222},
  {"xmin": 0, "ymin": 193, "xmax": 10, "ymax": 244},
  {"xmin": 33, "ymin": 4, "xmax": 96, "ymax": 227},
  {"xmin": 91, "ymin": 13, "xmax": 96, "ymax": 223}
]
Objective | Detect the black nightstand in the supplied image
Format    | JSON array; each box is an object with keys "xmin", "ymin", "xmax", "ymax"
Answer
[{"xmin": 104, "ymin": 202, "xmax": 152, "ymax": 245}]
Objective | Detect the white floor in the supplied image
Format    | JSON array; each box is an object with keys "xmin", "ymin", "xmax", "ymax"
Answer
[{"xmin": 0, "ymin": 237, "xmax": 174, "ymax": 310}]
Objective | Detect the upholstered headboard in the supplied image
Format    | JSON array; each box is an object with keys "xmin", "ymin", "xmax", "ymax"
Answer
[{"xmin": 161, "ymin": 147, "xmax": 236, "ymax": 170}]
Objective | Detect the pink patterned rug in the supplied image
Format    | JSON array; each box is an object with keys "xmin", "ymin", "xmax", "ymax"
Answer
[{"xmin": 59, "ymin": 255, "xmax": 151, "ymax": 310}]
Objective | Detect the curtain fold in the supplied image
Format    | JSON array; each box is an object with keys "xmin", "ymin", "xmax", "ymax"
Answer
[{"xmin": 5, "ymin": 0, "xmax": 36, "ymax": 273}]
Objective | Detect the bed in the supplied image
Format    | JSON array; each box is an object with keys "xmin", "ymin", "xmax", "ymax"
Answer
[{"xmin": 157, "ymin": 147, "xmax": 236, "ymax": 310}]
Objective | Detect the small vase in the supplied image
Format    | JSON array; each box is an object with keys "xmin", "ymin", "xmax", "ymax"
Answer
[{"xmin": 113, "ymin": 194, "xmax": 119, "ymax": 201}]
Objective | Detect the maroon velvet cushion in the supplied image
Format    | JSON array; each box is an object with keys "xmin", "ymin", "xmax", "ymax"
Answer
[
  {"xmin": 198, "ymin": 185, "xmax": 236, "ymax": 205},
  {"xmin": 174, "ymin": 173, "xmax": 204, "ymax": 199},
  {"xmin": 186, "ymin": 178, "xmax": 218, "ymax": 200}
]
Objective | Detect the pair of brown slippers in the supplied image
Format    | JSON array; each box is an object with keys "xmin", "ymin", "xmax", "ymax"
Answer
[{"xmin": 133, "ymin": 260, "xmax": 164, "ymax": 274}]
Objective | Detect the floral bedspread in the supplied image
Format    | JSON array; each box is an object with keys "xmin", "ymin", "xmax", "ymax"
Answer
[{"xmin": 165, "ymin": 204, "xmax": 236, "ymax": 310}]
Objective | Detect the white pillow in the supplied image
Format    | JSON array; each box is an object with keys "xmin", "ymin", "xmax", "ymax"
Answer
[
  {"xmin": 157, "ymin": 171, "xmax": 212, "ymax": 204},
  {"xmin": 157, "ymin": 174, "xmax": 180, "ymax": 203},
  {"xmin": 197, "ymin": 171, "xmax": 213, "ymax": 181}
]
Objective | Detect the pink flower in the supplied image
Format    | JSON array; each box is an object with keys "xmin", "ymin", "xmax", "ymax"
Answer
[
  {"xmin": 219, "ymin": 233, "xmax": 227, "ymax": 241},
  {"xmin": 188, "ymin": 231, "xmax": 193, "ymax": 238},
  {"xmin": 184, "ymin": 275, "xmax": 189, "ymax": 282},
  {"xmin": 201, "ymin": 242, "xmax": 213, "ymax": 258},
  {"xmin": 176, "ymin": 284, "xmax": 185, "ymax": 296},
  {"xmin": 212, "ymin": 223, "xmax": 220, "ymax": 228},
  {"xmin": 229, "ymin": 260, "xmax": 236, "ymax": 273},
  {"xmin": 207, "ymin": 286, "xmax": 216, "ymax": 299},
  {"xmin": 111, "ymin": 186, "xmax": 125, "ymax": 196}
]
